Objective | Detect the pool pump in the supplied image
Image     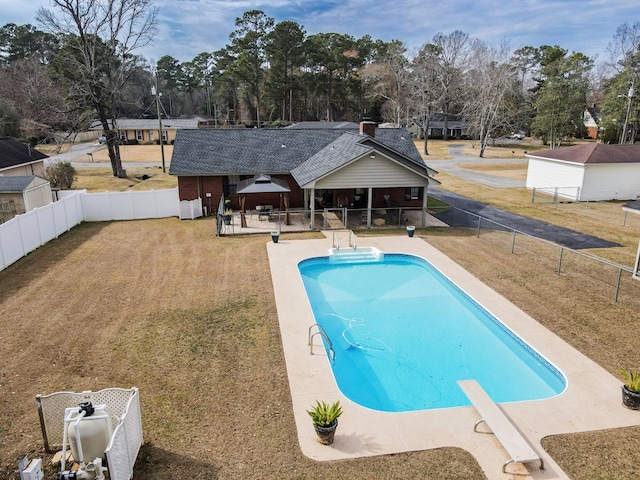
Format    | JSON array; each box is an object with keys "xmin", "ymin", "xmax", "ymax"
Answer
[{"xmin": 58, "ymin": 402, "xmax": 111, "ymax": 480}]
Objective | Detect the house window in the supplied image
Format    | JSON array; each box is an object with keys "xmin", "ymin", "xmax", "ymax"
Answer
[
  {"xmin": 405, "ymin": 187, "xmax": 423, "ymax": 200},
  {"xmin": 119, "ymin": 131, "xmax": 126, "ymax": 142},
  {"xmin": 136, "ymin": 130, "xmax": 143, "ymax": 141},
  {"xmin": 161, "ymin": 130, "xmax": 168, "ymax": 142}
]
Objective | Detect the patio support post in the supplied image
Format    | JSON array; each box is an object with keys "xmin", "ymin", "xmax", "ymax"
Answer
[
  {"xmin": 284, "ymin": 193, "xmax": 290, "ymax": 225},
  {"xmin": 240, "ymin": 195, "xmax": 247, "ymax": 228},
  {"xmin": 310, "ymin": 188, "xmax": 316, "ymax": 229},
  {"xmin": 422, "ymin": 186, "xmax": 428, "ymax": 227},
  {"xmin": 366, "ymin": 187, "xmax": 373, "ymax": 227}
]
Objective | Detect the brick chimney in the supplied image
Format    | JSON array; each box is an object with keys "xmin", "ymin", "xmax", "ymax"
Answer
[{"xmin": 359, "ymin": 121, "xmax": 376, "ymax": 138}]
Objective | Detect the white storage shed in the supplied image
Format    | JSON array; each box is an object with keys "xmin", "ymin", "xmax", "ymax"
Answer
[{"xmin": 525, "ymin": 143, "xmax": 640, "ymax": 201}]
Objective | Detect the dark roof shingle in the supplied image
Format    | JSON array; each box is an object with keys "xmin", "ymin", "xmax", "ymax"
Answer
[
  {"xmin": 0, "ymin": 137, "xmax": 48, "ymax": 170},
  {"xmin": 0, "ymin": 175, "xmax": 39, "ymax": 192},
  {"xmin": 169, "ymin": 127, "xmax": 433, "ymax": 186},
  {"xmin": 527, "ymin": 143, "xmax": 640, "ymax": 164}
]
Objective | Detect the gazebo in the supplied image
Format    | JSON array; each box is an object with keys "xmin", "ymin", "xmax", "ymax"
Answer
[{"xmin": 235, "ymin": 174, "xmax": 291, "ymax": 227}]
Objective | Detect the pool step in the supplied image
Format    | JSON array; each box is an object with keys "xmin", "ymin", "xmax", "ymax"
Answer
[{"xmin": 329, "ymin": 246, "xmax": 383, "ymax": 263}]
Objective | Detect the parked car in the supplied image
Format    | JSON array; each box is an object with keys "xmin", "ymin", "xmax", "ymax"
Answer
[
  {"xmin": 509, "ymin": 132, "xmax": 525, "ymax": 140},
  {"xmin": 98, "ymin": 135, "xmax": 107, "ymax": 144}
]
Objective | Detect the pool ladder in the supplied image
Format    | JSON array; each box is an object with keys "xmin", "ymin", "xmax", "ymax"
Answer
[
  {"xmin": 332, "ymin": 230, "xmax": 357, "ymax": 250},
  {"xmin": 308, "ymin": 324, "xmax": 336, "ymax": 362}
]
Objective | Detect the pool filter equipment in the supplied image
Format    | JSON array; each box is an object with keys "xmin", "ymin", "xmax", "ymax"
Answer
[{"xmin": 58, "ymin": 402, "xmax": 111, "ymax": 480}]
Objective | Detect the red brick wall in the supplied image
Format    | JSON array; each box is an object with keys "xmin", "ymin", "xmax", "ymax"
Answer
[
  {"xmin": 177, "ymin": 174, "xmax": 304, "ymax": 210},
  {"xmin": 177, "ymin": 176, "xmax": 225, "ymax": 202}
]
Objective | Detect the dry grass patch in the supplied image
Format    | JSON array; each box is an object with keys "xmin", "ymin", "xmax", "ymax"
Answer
[
  {"xmin": 35, "ymin": 144, "xmax": 71, "ymax": 155},
  {"xmin": 455, "ymin": 162, "xmax": 528, "ymax": 180},
  {"xmin": 88, "ymin": 144, "xmax": 174, "ymax": 164},
  {"xmin": 72, "ymin": 167, "xmax": 177, "ymax": 192}
]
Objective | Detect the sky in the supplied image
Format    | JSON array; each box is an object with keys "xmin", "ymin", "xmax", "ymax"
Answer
[{"xmin": 1, "ymin": 0, "xmax": 638, "ymax": 65}]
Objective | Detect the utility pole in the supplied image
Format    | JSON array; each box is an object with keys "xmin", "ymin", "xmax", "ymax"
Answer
[
  {"xmin": 153, "ymin": 73, "xmax": 166, "ymax": 172},
  {"xmin": 620, "ymin": 77, "xmax": 635, "ymax": 144}
]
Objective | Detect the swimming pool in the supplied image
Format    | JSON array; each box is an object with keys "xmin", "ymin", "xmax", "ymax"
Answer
[{"xmin": 298, "ymin": 253, "xmax": 566, "ymax": 412}]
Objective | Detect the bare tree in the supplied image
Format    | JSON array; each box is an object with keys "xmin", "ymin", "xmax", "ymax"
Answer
[
  {"xmin": 37, "ymin": 0, "xmax": 157, "ymax": 177},
  {"xmin": 462, "ymin": 41, "xmax": 520, "ymax": 157},
  {"xmin": 410, "ymin": 43, "xmax": 444, "ymax": 155},
  {"xmin": 432, "ymin": 30, "xmax": 471, "ymax": 140}
]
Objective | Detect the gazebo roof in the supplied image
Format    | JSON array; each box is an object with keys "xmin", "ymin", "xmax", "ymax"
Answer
[{"xmin": 236, "ymin": 174, "xmax": 291, "ymax": 194}]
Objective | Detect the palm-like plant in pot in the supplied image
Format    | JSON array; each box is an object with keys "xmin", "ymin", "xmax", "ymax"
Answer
[
  {"xmin": 307, "ymin": 400, "xmax": 343, "ymax": 445},
  {"xmin": 620, "ymin": 369, "xmax": 640, "ymax": 410}
]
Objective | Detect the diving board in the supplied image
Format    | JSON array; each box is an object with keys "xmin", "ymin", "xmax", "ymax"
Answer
[{"xmin": 458, "ymin": 379, "xmax": 544, "ymax": 474}]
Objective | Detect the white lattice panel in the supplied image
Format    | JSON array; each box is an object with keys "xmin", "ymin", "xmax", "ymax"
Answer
[{"xmin": 36, "ymin": 387, "xmax": 142, "ymax": 480}]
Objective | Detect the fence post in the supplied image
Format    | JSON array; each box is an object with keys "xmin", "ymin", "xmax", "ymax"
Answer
[
  {"xmin": 511, "ymin": 230, "xmax": 517, "ymax": 254},
  {"xmin": 614, "ymin": 268, "xmax": 622, "ymax": 303},
  {"xmin": 554, "ymin": 188, "xmax": 558, "ymax": 209},
  {"xmin": 531, "ymin": 187, "xmax": 536, "ymax": 203},
  {"xmin": 557, "ymin": 247, "xmax": 564, "ymax": 274}
]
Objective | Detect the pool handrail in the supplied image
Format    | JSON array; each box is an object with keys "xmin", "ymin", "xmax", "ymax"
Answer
[
  {"xmin": 349, "ymin": 230, "xmax": 357, "ymax": 250},
  {"xmin": 308, "ymin": 323, "xmax": 335, "ymax": 362}
]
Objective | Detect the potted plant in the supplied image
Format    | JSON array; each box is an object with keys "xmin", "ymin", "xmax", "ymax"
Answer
[
  {"xmin": 307, "ymin": 400, "xmax": 343, "ymax": 445},
  {"xmin": 620, "ymin": 369, "xmax": 640, "ymax": 409},
  {"xmin": 223, "ymin": 209, "xmax": 233, "ymax": 225}
]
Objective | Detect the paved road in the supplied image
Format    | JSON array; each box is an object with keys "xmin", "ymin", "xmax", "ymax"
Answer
[
  {"xmin": 428, "ymin": 146, "xmax": 620, "ymax": 250},
  {"xmin": 432, "ymin": 144, "xmax": 527, "ymax": 188},
  {"xmin": 45, "ymin": 142, "xmax": 106, "ymax": 165}
]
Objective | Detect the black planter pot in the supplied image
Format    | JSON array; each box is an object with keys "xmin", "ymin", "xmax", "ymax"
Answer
[
  {"xmin": 314, "ymin": 420, "xmax": 338, "ymax": 445},
  {"xmin": 622, "ymin": 385, "xmax": 640, "ymax": 409},
  {"xmin": 271, "ymin": 232, "xmax": 280, "ymax": 243}
]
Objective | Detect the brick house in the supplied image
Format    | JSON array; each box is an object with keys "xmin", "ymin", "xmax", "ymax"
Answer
[{"xmin": 169, "ymin": 122, "xmax": 440, "ymax": 227}]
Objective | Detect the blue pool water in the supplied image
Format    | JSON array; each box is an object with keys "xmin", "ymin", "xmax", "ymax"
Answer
[{"xmin": 298, "ymin": 253, "xmax": 566, "ymax": 412}]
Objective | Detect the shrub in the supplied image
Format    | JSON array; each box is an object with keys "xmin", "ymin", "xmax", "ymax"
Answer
[{"xmin": 45, "ymin": 161, "xmax": 76, "ymax": 189}]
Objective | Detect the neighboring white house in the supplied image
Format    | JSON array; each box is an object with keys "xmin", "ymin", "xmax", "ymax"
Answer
[{"xmin": 525, "ymin": 143, "xmax": 640, "ymax": 201}]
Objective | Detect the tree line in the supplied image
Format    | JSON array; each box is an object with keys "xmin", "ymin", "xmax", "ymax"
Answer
[{"xmin": 0, "ymin": 2, "xmax": 638, "ymax": 176}]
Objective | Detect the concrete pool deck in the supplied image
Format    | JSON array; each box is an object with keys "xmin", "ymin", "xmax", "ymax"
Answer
[{"xmin": 267, "ymin": 232, "xmax": 640, "ymax": 480}]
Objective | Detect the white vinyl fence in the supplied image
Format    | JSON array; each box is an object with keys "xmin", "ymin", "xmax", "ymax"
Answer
[{"xmin": 0, "ymin": 188, "xmax": 180, "ymax": 272}]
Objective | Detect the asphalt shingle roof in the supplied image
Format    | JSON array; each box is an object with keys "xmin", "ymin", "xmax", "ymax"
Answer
[
  {"xmin": 169, "ymin": 127, "xmax": 434, "ymax": 186},
  {"xmin": 0, "ymin": 175, "xmax": 38, "ymax": 192},
  {"xmin": 0, "ymin": 137, "xmax": 48, "ymax": 170},
  {"xmin": 291, "ymin": 134, "xmax": 371, "ymax": 186},
  {"xmin": 527, "ymin": 143, "xmax": 640, "ymax": 164}
]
